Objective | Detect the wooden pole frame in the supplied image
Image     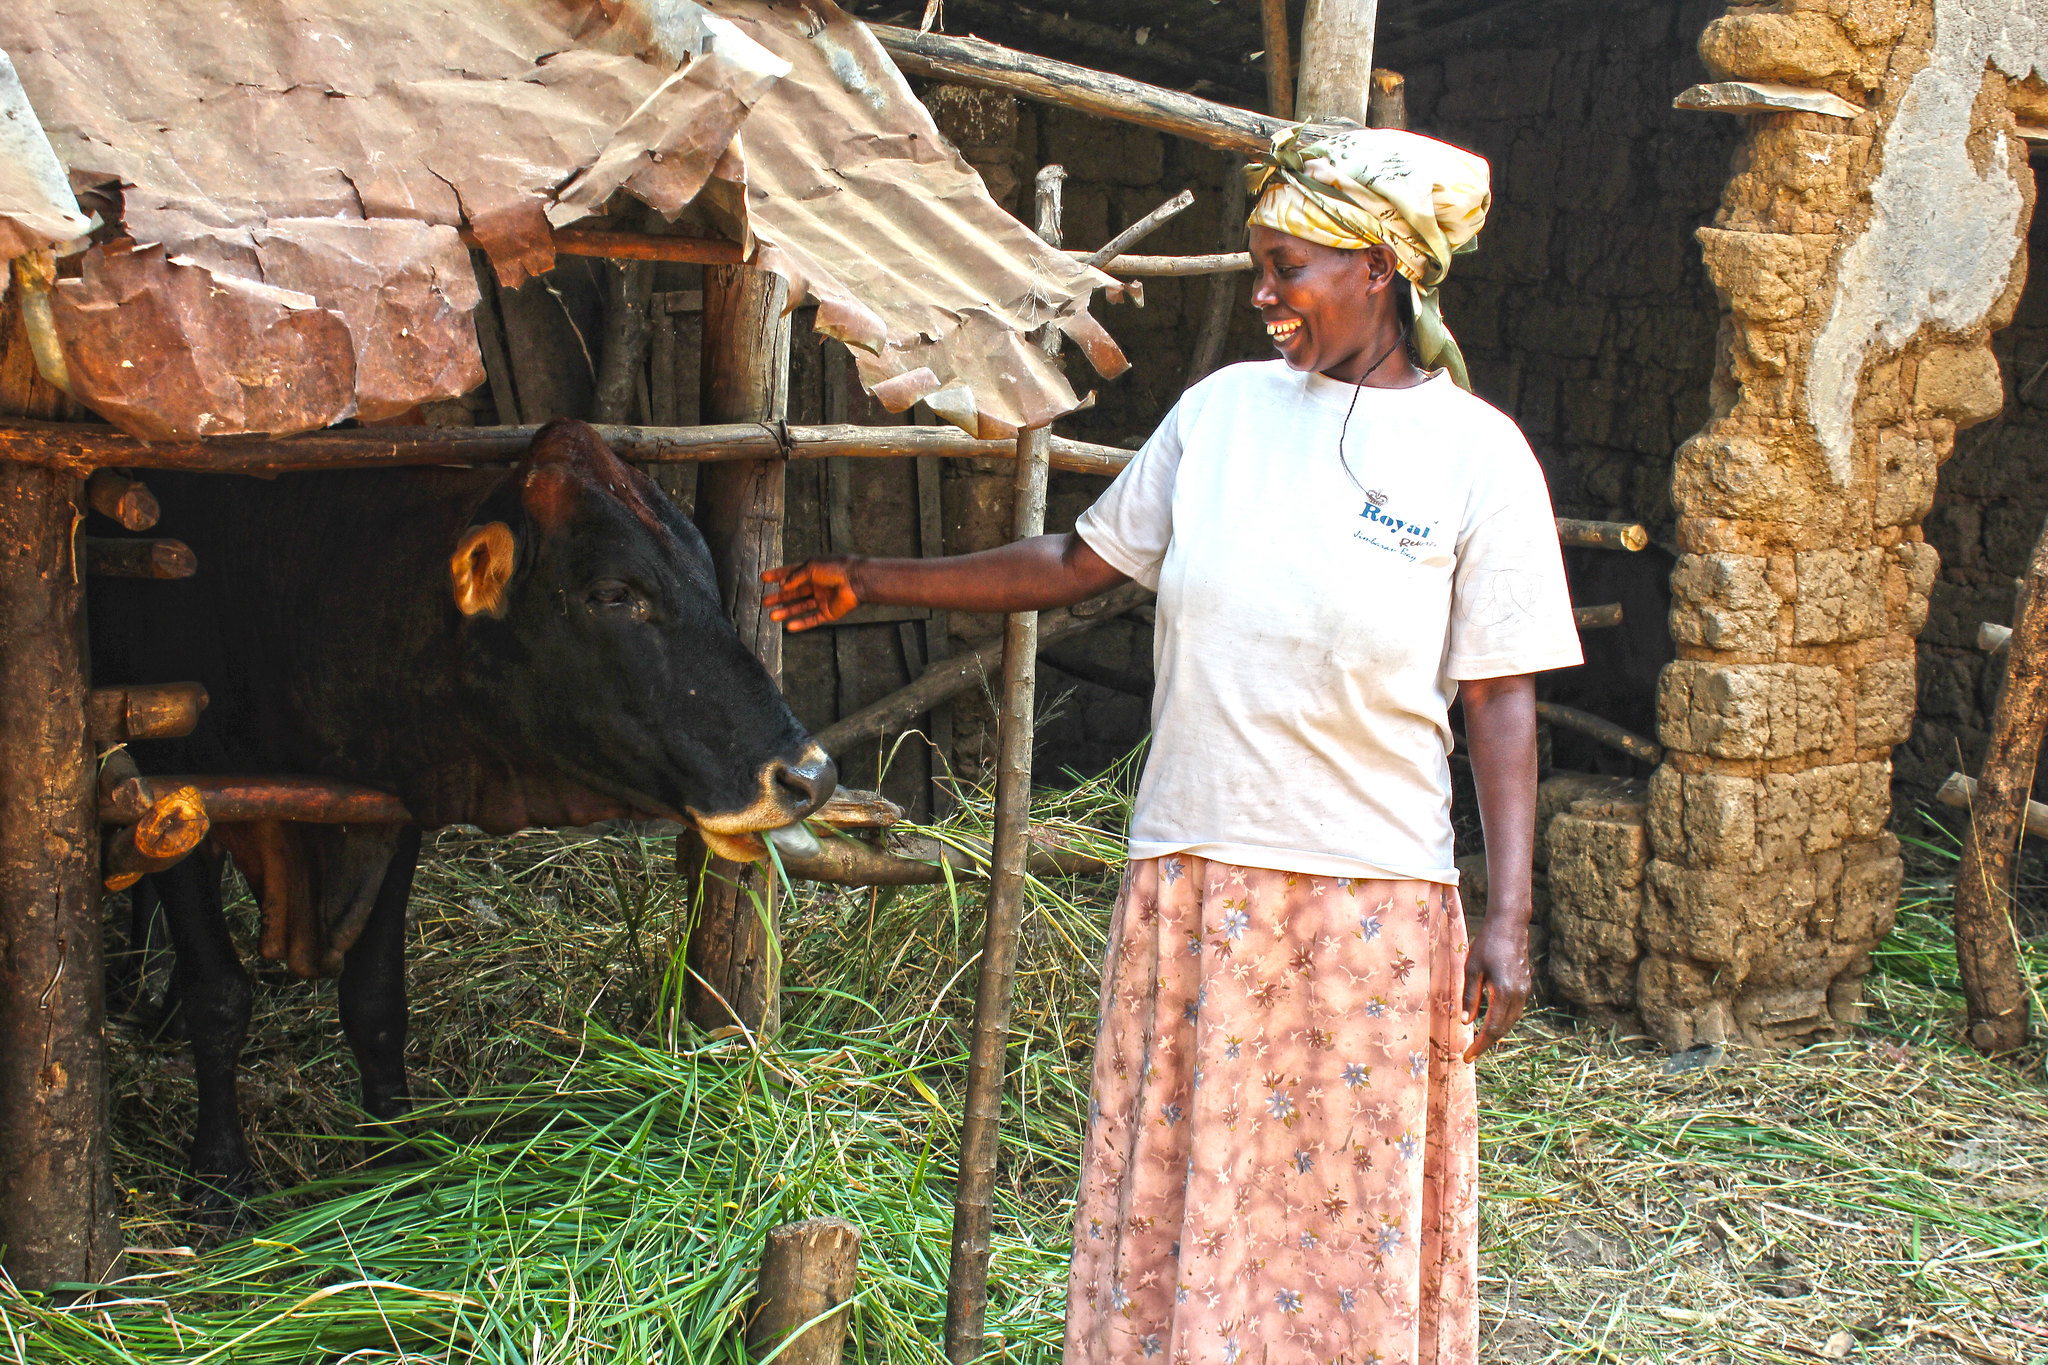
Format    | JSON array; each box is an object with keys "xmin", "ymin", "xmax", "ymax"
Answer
[
  {"xmin": 684, "ymin": 264, "xmax": 794, "ymax": 1038},
  {"xmin": 942, "ymin": 162, "xmax": 1067, "ymax": 1365}
]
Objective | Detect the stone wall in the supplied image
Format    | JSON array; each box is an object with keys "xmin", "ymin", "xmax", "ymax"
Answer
[{"xmin": 1583, "ymin": 0, "xmax": 2031, "ymax": 1049}]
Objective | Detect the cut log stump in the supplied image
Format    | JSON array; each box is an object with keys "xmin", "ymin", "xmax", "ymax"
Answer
[{"xmin": 747, "ymin": 1218, "xmax": 861, "ymax": 1365}]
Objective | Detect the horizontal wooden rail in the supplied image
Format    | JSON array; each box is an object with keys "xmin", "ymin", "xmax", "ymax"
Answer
[
  {"xmin": 1937, "ymin": 770, "xmax": 2048, "ymax": 838},
  {"xmin": 100, "ymin": 775, "xmax": 408, "ymax": 825},
  {"xmin": 460, "ymin": 227, "xmax": 746, "ymax": 265},
  {"xmin": 1572, "ymin": 603, "xmax": 1623, "ymax": 630},
  {"xmin": 85, "ymin": 537, "xmax": 195, "ymax": 579},
  {"xmin": 9, "ymin": 421, "xmax": 1651, "ymax": 556},
  {"xmin": 777, "ymin": 825, "xmax": 1109, "ymax": 886},
  {"xmin": 1534, "ymin": 702, "xmax": 1663, "ymax": 765},
  {"xmin": 1073, "ymin": 250, "xmax": 1251, "ymax": 276},
  {"xmin": 0, "ymin": 418, "xmax": 1132, "ymax": 477},
  {"xmin": 1556, "ymin": 518, "xmax": 1649, "ymax": 551},
  {"xmin": 871, "ymin": 23, "xmax": 1292, "ymax": 153},
  {"xmin": 86, "ymin": 682, "xmax": 208, "ymax": 744}
]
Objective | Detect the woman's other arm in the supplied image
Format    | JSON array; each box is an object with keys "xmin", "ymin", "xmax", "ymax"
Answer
[
  {"xmin": 761, "ymin": 532, "xmax": 1129, "ymax": 631},
  {"xmin": 1457, "ymin": 672, "xmax": 1539, "ymax": 1061}
]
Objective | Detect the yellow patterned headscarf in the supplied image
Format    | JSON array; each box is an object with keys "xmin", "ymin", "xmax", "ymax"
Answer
[{"xmin": 1246, "ymin": 126, "xmax": 1491, "ymax": 390}]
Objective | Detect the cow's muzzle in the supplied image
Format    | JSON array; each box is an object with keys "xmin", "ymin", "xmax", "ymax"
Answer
[{"xmin": 688, "ymin": 744, "xmax": 838, "ymax": 862}]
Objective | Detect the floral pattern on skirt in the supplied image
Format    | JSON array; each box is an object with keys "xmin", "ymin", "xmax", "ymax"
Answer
[{"xmin": 1064, "ymin": 857, "xmax": 1479, "ymax": 1365}]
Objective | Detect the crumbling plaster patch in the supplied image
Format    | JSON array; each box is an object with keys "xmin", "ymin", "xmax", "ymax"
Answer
[{"xmin": 1806, "ymin": 0, "xmax": 2040, "ymax": 480}]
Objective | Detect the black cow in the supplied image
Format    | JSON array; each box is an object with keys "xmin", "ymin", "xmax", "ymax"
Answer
[{"xmin": 92, "ymin": 419, "xmax": 834, "ymax": 1195}]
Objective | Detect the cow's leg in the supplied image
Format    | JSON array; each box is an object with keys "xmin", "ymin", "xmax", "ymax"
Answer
[
  {"xmin": 340, "ymin": 826, "xmax": 421, "ymax": 1137},
  {"xmin": 151, "ymin": 849, "xmax": 254, "ymax": 1194}
]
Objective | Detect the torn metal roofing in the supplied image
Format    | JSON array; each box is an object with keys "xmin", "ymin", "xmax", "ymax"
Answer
[{"xmin": 0, "ymin": 0, "xmax": 1121, "ymax": 441}]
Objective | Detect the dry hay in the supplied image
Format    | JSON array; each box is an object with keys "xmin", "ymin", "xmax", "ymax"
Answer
[{"xmin": 7, "ymin": 774, "xmax": 2043, "ymax": 1363}]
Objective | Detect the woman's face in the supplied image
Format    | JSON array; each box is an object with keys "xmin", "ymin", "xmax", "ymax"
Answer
[{"xmin": 1247, "ymin": 227, "xmax": 1403, "ymax": 380}]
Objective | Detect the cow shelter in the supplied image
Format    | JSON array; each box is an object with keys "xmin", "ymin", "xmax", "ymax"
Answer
[{"xmin": 0, "ymin": 0, "xmax": 2034, "ymax": 1309}]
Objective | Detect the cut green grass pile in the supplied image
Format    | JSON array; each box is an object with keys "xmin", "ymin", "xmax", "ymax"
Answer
[{"xmin": 3, "ymin": 776, "xmax": 2045, "ymax": 1364}]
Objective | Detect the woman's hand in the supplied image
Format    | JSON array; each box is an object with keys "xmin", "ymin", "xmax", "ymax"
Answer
[
  {"xmin": 1456, "ymin": 671, "xmax": 1539, "ymax": 1062},
  {"xmin": 762, "ymin": 558, "xmax": 862, "ymax": 631},
  {"xmin": 1461, "ymin": 913, "xmax": 1531, "ymax": 1061}
]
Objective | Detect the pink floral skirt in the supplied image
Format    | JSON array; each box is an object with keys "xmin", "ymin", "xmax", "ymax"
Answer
[{"xmin": 1064, "ymin": 857, "xmax": 1479, "ymax": 1365}]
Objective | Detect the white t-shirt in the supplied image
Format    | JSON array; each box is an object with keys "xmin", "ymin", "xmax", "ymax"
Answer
[{"xmin": 1074, "ymin": 360, "xmax": 1582, "ymax": 884}]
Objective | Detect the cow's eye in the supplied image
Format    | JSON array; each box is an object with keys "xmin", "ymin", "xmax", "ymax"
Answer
[{"xmin": 587, "ymin": 580, "xmax": 635, "ymax": 608}]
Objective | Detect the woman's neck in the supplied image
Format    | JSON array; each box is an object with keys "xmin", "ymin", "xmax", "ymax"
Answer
[{"xmin": 1320, "ymin": 327, "xmax": 1428, "ymax": 388}]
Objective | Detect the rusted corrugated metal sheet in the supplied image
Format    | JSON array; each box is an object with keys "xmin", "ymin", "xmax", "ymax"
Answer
[
  {"xmin": 709, "ymin": 1, "xmax": 1125, "ymax": 438},
  {"xmin": 0, "ymin": 0, "xmax": 1120, "ymax": 442}
]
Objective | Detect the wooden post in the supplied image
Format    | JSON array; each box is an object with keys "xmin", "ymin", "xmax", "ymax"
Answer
[
  {"xmin": 1186, "ymin": 170, "xmax": 1248, "ymax": 389},
  {"xmin": 1366, "ymin": 68, "xmax": 1407, "ymax": 129},
  {"xmin": 1261, "ymin": 0, "xmax": 1295, "ymax": 120},
  {"xmin": 1294, "ymin": 0, "xmax": 1378, "ymax": 124},
  {"xmin": 0, "ymin": 265, "xmax": 120, "ymax": 1290},
  {"xmin": 747, "ymin": 1218, "xmax": 861, "ymax": 1365},
  {"xmin": 685, "ymin": 263, "xmax": 792, "ymax": 1037},
  {"xmin": 943, "ymin": 163, "xmax": 1063, "ymax": 1365},
  {"xmin": 1949, "ymin": 523, "xmax": 2048, "ymax": 1056}
]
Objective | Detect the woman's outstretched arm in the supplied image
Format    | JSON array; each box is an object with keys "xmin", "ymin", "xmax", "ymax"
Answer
[
  {"xmin": 762, "ymin": 532, "xmax": 1130, "ymax": 631},
  {"xmin": 1458, "ymin": 672, "xmax": 1539, "ymax": 1061}
]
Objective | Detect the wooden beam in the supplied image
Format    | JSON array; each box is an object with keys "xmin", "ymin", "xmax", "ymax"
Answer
[
  {"xmin": 459, "ymin": 227, "xmax": 745, "ymax": 265},
  {"xmin": 1572, "ymin": 603, "xmax": 1624, "ymax": 630},
  {"xmin": 1938, "ymin": 771, "xmax": 2048, "ymax": 840},
  {"xmin": 84, "ymin": 537, "xmax": 195, "ymax": 580},
  {"xmin": 84, "ymin": 469, "xmax": 158, "ymax": 530},
  {"xmin": 1073, "ymin": 250, "xmax": 1251, "ymax": 276},
  {"xmin": 0, "ymin": 417, "xmax": 1132, "ymax": 477},
  {"xmin": 1296, "ymin": 0, "xmax": 1379, "ymax": 124},
  {"xmin": 1556, "ymin": 518, "xmax": 1649, "ymax": 551},
  {"xmin": 101, "ymin": 785, "xmax": 209, "ymax": 893},
  {"xmin": 1261, "ymin": 0, "xmax": 1295, "ymax": 120},
  {"xmin": 870, "ymin": 23, "xmax": 1291, "ymax": 154},
  {"xmin": 1533, "ymin": 703, "xmax": 1663, "ymax": 766},
  {"xmin": 685, "ymin": 262, "xmax": 793, "ymax": 1038},
  {"xmin": 100, "ymin": 774, "xmax": 409, "ymax": 826},
  {"xmin": 775, "ymin": 825, "xmax": 1109, "ymax": 886},
  {"xmin": 816, "ymin": 584, "xmax": 1153, "ymax": 755},
  {"xmin": 85, "ymin": 682, "xmax": 209, "ymax": 744}
]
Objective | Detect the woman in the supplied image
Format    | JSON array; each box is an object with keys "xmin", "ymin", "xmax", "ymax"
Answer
[{"xmin": 764, "ymin": 126, "xmax": 1580, "ymax": 1365}]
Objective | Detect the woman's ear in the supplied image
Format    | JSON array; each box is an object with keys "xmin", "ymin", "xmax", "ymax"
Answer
[{"xmin": 451, "ymin": 522, "xmax": 517, "ymax": 618}]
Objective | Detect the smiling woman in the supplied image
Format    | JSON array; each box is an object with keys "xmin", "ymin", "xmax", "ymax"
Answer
[{"xmin": 760, "ymin": 127, "xmax": 1578, "ymax": 1365}]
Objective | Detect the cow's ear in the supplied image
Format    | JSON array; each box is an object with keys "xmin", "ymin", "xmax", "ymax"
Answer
[{"xmin": 451, "ymin": 522, "xmax": 516, "ymax": 618}]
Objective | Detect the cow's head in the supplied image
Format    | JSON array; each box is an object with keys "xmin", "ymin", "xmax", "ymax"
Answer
[{"xmin": 447, "ymin": 419, "xmax": 833, "ymax": 859}]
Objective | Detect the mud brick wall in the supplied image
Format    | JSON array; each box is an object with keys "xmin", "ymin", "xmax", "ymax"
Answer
[
  {"xmin": 1382, "ymin": 0, "xmax": 1740, "ymax": 537},
  {"xmin": 1542, "ymin": 0, "xmax": 2030, "ymax": 1050}
]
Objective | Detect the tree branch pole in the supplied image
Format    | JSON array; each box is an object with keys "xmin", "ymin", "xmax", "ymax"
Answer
[
  {"xmin": 816, "ymin": 582, "xmax": 1154, "ymax": 754},
  {"xmin": 0, "ymin": 265, "xmax": 121, "ymax": 1292},
  {"xmin": 685, "ymin": 264, "xmax": 793, "ymax": 1038},
  {"xmin": 944, "ymin": 163, "xmax": 1065, "ymax": 1365},
  {"xmin": 871, "ymin": 24, "xmax": 1291, "ymax": 154},
  {"xmin": 1295, "ymin": 0, "xmax": 1379, "ymax": 124},
  {"xmin": 1949, "ymin": 522, "xmax": 2048, "ymax": 1056},
  {"xmin": 1187, "ymin": 168, "xmax": 1249, "ymax": 389},
  {"xmin": 1261, "ymin": 0, "xmax": 1295, "ymax": 119}
]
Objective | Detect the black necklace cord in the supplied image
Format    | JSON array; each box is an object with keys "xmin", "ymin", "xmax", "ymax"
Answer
[{"xmin": 1335, "ymin": 322, "xmax": 1413, "ymax": 494}]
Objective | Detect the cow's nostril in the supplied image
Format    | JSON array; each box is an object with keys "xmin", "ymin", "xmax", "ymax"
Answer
[{"xmin": 770, "ymin": 749, "xmax": 837, "ymax": 819}]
